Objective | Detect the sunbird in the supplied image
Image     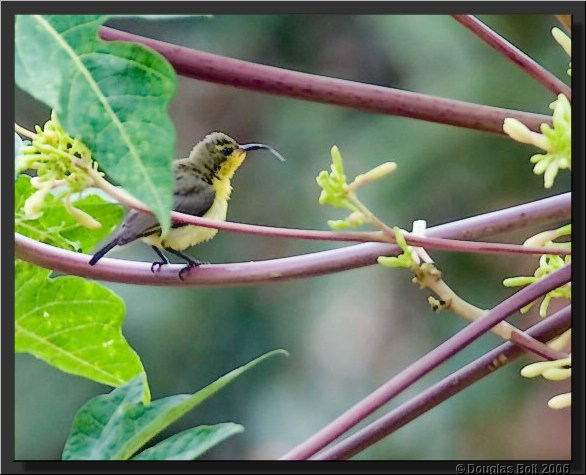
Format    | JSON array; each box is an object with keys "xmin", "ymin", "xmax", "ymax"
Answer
[{"xmin": 89, "ymin": 132, "xmax": 285, "ymax": 279}]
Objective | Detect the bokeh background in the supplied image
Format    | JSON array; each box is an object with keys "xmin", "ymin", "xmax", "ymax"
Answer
[{"xmin": 15, "ymin": 14, "xmax": 571, "ymax": 460}]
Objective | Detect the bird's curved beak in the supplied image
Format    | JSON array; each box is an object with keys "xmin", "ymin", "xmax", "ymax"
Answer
[{"xmin": 239, "ymin": 143, "xmax": 286, "ymax": 162}]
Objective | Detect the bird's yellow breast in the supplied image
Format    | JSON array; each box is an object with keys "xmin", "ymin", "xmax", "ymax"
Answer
[{"xmin": 143, "ymin": 174, "xmax": 233, "ymax": 251}]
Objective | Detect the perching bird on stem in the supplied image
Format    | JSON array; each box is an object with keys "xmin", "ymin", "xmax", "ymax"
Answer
[{"xmin": 89, "ymin": 132, "xmax": 285, "ymax": 279}]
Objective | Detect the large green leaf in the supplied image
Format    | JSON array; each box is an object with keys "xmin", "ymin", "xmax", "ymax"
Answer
[
  {"xmin": 15, "ymin": 15, "xmax": 176, "ymax": 234},
  {"xmin": 15, "ymin": 260, "xmax": 146, "ymax": 395},
  {"xmin": 131, "ymin": 424, "xmax": 243, "ymax": 460},
  {"xmin": 15, "ymin": 175, "xmax": 123, "ymax": 253},
  {"xmin": 62, "ymin": 350, "xmax": 287, "ymax": 460}
]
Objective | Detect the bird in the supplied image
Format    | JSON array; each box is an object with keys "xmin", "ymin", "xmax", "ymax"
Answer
[{"xmin": 89, "ymin": 132, "xmax": 285, "ymax": 279}]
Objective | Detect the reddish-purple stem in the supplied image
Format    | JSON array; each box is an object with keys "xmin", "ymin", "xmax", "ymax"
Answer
[
  {"xmin": 99, "ymin": 26, "xmax": 553, "ymax": 135},
  {"xmin": 452, "ymin": 15, "xmax": 571, "ymax": 100},
  {"xmin": 15, "ymin": 193, "xmax": 570, "ymax": 286},
  {"xmin": 508, "ymin": 326, "xmax": 569, "ymax": 360},
  {"xmin": 167, "ymin": 209, "xmax": 570, "ymax": 257},
  {"xmin": 280, "ymin": 264, "xmax": 571, "ymax": 460},
  {"xmin": 316, "ymin": 304, "xmax": 571, "ymax": 460}
]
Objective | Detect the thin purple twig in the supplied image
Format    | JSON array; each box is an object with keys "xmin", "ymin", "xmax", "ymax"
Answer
[
  {"xmin": 453, "ymin": 15, "xmax": 571, "ymax": 100},
  {"xmin": 316, "ymin": 304, "xmax": 571, "ymax": 460},
  {"xmin": 280, "ymin": 264, "xmax": 571, "ymax": 460},
  {"xmin": 15, "ymin": 193, "xmax": 570, "ymax": 286},
  {"xmin": 99, "ymin": 26, "xmax": 553, "ymax": 135}
]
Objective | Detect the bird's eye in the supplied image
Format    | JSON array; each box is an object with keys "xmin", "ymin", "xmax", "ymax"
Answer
[{"xmin": 222, "ymin": 147, "xmax": 233, "ymax": 156}]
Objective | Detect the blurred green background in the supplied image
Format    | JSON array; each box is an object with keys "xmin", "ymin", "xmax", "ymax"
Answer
[{"xmin": 15, "ymin": 14, "xmax": 571, "ymax": 460}]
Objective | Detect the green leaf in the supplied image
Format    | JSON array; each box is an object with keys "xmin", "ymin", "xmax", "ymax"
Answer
[
  {"xmin": 132, "ymin": 424, "xmax": 243, "ymax": 460},
  {"xmin": 62, "ymin": 350, "xmax": 287, "ymax": 460},
  {"xmin": 15, "ymin": 260, "xmax": 146, "ymax": 394},
  {"xmin": 15, "ymin": 175, "xmax": 123, "ymax": 253},
  {"xmin": 15, "ymin": 15, "xmax": 176, "ymax": 234}
]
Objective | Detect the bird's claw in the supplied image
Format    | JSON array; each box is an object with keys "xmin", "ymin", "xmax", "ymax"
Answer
[
  {"xmin": 178, "ymin": 260, "xmax": 205, "ymax": 280},
  {"xmin": 151, "ymin": 261, "xmax": 167, "ymax": 273}
]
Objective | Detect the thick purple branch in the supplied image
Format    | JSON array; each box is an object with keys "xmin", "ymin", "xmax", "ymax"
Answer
[
  {"xmin": 15, "ymin": 193, "xmax": 570, "ymax": 286},
  {"xmin": 453, "ymin": 15, "xmax": 571, "ymax": 100},
  {"xmin": 100, "ymin": 26, "xmax": 553, "ymax": 135},
  {"xmin": 280, "ymin": 264, "xmax": 571, "ymax": 460},
  {"xmin": 316, "ymin": 305, "xmax": 571, "ymax": 460}
]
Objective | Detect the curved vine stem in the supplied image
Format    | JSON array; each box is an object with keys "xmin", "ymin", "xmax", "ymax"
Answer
[{"xmin": 15, "ymin": 192, "xmax": 570, "ymax": 286}]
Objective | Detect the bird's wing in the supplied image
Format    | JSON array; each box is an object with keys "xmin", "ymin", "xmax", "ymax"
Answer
[
  {"xmin": 172, "ymin": 172, "xmax": 216, "ymax": 218},
  {"xmin": 116, "ymin": 211, "xmax": 161, "ymax": 245},
  {"xmin": 115, "ymin": 174, "xmax": 216, "ymax": 245}
]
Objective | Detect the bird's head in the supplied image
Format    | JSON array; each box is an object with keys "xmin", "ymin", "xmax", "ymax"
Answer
[{"xmin": 189, "ymin": 132, "xmax": 285, "ymax": 182}]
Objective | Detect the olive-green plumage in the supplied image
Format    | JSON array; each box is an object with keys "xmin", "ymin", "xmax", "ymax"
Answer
[{"xmin": 89, "ymin": 132, "xmax": 284, "ymax": 278}]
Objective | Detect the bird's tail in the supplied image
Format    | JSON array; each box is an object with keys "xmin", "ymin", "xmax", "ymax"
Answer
[{"xmin": 89, "ymin": 240, "xmax": 118, "ymax": 266}]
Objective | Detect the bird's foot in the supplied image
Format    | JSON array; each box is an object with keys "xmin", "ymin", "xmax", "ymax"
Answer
[
  {"xmin": 178, "ymin": 259, "xmax": 208, "ymax": 281},
  {"xmin": 150, "ymin": 246, "xmax": 170, "ymax": 273},
  {"xmin": 151, "ymin": 261, "xmax": 167, "ymax": 273}
]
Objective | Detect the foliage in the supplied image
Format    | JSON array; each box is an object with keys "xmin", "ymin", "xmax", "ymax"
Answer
[
  {"xmin": 62, "ymin": 351, "xmax": 285, "ymax": 460},
  {"xmin": 15, "ymin": 259, "xmax": 147, "ymax": 394},
  {"xmin": 15, "ymin": 14, "xmax": 176, "ymax": 233},
  {"xmin": 15, "ymin": 174, "xmax": 145, "ymax": 395},
  {"xmin": 13, "ymin": 13, "xmax": 572, "ymax": 461},
  {"xmin": 15, "ymin": 174, "xmax": 123, "ymax": 252}
]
